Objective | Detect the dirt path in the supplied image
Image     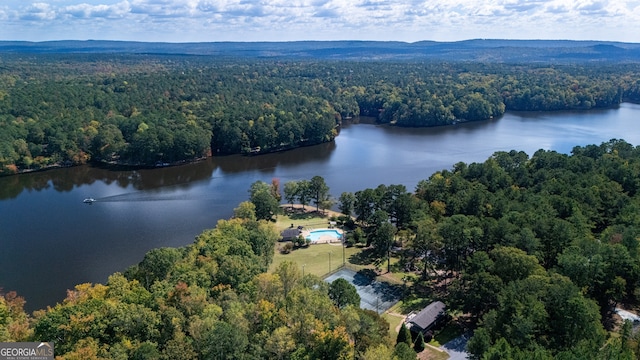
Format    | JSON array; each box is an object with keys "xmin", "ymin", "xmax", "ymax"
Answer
[{"xmin": 387, "ymin": 312, "xmax": 407, "ymax": 334}]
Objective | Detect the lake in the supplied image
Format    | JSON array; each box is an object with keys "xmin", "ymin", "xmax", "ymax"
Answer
[{"xmin": 1, "ymin": 103, "xmax": 640, "ymax": 312}]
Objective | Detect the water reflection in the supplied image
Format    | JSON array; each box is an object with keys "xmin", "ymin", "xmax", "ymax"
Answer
[
  {"xmin": 0, "ymin": 141, "xmax": 337, "ymax": 200},
  {"xmin": 212, "ymin": 141, "xmax": 337, "ymax": 174},
  {"xmin": 0, "ymin": 160, "xmax": 217, "ymax": 200}
]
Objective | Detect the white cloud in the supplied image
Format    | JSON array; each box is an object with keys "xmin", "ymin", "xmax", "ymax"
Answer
[
  {"xmin": 63, "ymin": 1, "xmax": 130, "ymax": 18},
  {"xmin": 2, "ymin": 0, "xmax": 640, "ymax": 42},
  {"xmin": 129, "ymin": 0, "xmax": 199, "ymax": 17},
  {"xmin": 20, "ymin": 2, "xmax": 57, "ymax": 20}
]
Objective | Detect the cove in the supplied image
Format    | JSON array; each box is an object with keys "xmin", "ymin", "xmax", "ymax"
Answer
[{"xmin": 1, "ymin": 103, "xmax": 640, "ymax": 312}]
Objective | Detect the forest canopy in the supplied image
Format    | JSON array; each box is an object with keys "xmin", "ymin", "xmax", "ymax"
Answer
[
  {"xmin": 1, "ymin": 55, "xmax": 640, "ymax": 175},
  {"xmin": 3, "ymin": 140, "xmax": 640, "ymax": 359}
]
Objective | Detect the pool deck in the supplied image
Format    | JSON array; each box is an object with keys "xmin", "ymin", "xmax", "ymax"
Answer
[{"xmin": 302, "ymin": 228, "xmax": 344, "ymax": 244}]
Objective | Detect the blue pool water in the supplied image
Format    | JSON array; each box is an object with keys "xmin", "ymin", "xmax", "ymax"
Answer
[{"xmin": 306, "ymin": 229, "xmax": 343, "ymax": 242}]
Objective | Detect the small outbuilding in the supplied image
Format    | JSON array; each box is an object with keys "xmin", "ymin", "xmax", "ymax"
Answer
[
  {"xmin": 406, "ymin": 301, "xmax": 446, "ymax": 334},
  {"xmin": 281, "ymin": 228, "xmax": 302, "ymax": 241}
]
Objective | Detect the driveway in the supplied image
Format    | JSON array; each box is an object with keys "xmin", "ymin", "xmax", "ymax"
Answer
[
  {"xmin": 616, "ymin": 308, "xmax": 640, "ymax": 323},
  {"xmin": 441, "ymin": 333, "xmax": 471, "ymax": 360}
]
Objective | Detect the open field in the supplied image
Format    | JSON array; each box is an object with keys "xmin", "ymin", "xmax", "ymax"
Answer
[
  {"xmin": 382, "ymin": 312, "xmax": 404, "ymax": 338},
  {"xmin": 270, "ymin": 243, "xmax": 363, "ymax": 276}
]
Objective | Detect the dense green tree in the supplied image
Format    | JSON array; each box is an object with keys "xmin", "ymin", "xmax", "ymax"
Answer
[
  {"xmin": 438, "ymin": 214, "xmax": 480, "ymax": 272},
  {"xmin": 264, "ymin": 326, "xmax": 296, "ymax": 359},
  {"xmin": 283, "ymin": 180, "xmax": 299, "ymax": 209},
  {"xmin": 394, "ymin": 342, "xmax": 417, "ymax": 360},
  {"xmin": 328, "ymin": 278, "xmax": 361, "ymax": 309},
  {"xmin": 131, "ymin": 341, "xmax": 161, "ymax": 360},
  {"xmin": 201, "ymin": 321, "xmax": 248, "ymax": 360},
  {"xmin": 454, "ymin": 251, "xmax": 503, "ymax": 319},
  {"xmin": 297, "ymin": 180, "xmax": 311, "ymax": 209},
  {"xmin": 309, "ymin": 175, "xmax": 330, "ymax": 212},
  {"xmin": 414, "ymin": 332, "xmax": 425, "ymax": 353},
  {"xmin": 410, "ymin": 217, "xmax": 442, "ymax": 279},
  {"xmin": 274, "ymin": 261, "xmax": 301, "ymax": 300},
  {"xmin": 470, "ymin": 272, "xmax": 606, "ymax": 358},
  {"xmin": 162, "ymin": 329, "xmax": 198, "ymax": 360},
  {"xmin": 233, "ymin": 201, "xmax": 257, "ymax": 221},
  {"xmin": 372, "ymin": 221, "xmax": 397, "ymax": 273},
  {"xmin": 467, "ymin": 327, "xmax": 492, "ymax": 359},
  {"xmin": 244, "ymin": 219, "xmax": 280, "ymax": 271},
  {"xmin": 135, "ymin": 247, "xmax": 183, "ymax": 289},
  {"xmin": 345, "ymin": 307, "xmax": 391, "ymax": 357},
  {"xmin": 490, "ymin": 246, "xmax": 543, "ymax": 283},
  {"xmin": 354, "ymin": 188, "xmax": 381, "ymax": 225},
  {"xmin": 396, "ymin": 322, "xmax": 412, "ymax": 346},
  {"xmin": 338, "ymin": 191, "xmax": 356, "ymax": 217},
  {"xmin": 362, "ymin": 344, "xmax": 395, "ymax": 360},
  {"xmin": 249, "ymin": 180, "xmax": 280, "ymax": 221}
]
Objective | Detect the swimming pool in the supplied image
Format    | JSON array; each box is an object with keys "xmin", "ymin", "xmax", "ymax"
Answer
[{"xmin": 306, "ymin": 229, "xmax": 343, "ymax": 243}]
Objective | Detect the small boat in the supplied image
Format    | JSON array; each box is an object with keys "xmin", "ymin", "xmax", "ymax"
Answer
[{"xmin": 83, "ymin": 198, "xmax": 96, "ymax": 204}]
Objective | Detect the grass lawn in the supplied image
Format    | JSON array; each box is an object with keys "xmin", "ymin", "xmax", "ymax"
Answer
[
  {"xmin": 381, "ymin": 312, "xmax": 404, "ymax": 338},
  {"xmin": 271, "ymin": 205, "xmax": 365, "ymax": 276},
  {"xmin": 270, "ymin": 243, "xmax": 363, "ymax": 276},
  {"xmin": 419, "ymin": 346, "xmax": 450, "ymax": 360}
]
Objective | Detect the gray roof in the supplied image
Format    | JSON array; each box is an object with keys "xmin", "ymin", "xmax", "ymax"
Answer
[
  {"xmin": 408, "ymin": 301, "xmax": 446, "ymax": 331},
  {"xmin": 281, "ymin": 228, "xmax": 302, "ymax": 239}
]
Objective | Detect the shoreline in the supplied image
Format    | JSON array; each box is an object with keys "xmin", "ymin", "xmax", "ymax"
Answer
[{"xmin": 5, "ymin": 102, "xmax": 640, "ymax": 178}]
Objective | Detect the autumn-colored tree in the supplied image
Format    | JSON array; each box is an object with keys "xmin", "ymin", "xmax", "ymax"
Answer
[
  {"xmin": 271, "ymin": 177, "xmax": 282, "ymax": 202},
  {"xmin": 0, "ymin": 291, "xmax": 31, "ymax": 341}
]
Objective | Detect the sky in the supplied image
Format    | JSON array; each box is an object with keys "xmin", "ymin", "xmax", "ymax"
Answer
[{"xmin": 1, "ymin": 0, "xmax": 640, "ymax": 43}]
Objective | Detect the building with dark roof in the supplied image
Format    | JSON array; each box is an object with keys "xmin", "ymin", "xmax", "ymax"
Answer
[
  {"xmin": 406, "ymin": 301, "xmax": 446, "ymax": 334},
  {"xmin": 281, "ymin": 228, "xmax": 302, "ymax": 241}
]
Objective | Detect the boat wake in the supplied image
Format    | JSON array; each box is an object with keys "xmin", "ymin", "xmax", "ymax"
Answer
[
  {"xmin": 85, "ymin": 188, "xmax": 227, "ymax": 203},
  {"xmin": 93, "ymin": 193, "xmax": 196, "ymax": 203}
]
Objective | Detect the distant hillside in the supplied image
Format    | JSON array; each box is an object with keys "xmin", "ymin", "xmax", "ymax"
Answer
[{"xmin": 1, "ymin": 39, "xmax": 640, "ymax": 63}]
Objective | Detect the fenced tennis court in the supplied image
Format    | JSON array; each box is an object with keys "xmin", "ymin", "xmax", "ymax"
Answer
[{"xmin": 325, "ymin": 268, "xmax": 402, "ymax": 313}]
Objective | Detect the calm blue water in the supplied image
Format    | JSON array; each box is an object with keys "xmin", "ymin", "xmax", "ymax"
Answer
[
  {"xmin": 1, "ymin": 103, "xmax": 640, "ymax": 311},
  {"xmin": 306, "ymin": 229, "xmax": 343, "ymax": 242}
]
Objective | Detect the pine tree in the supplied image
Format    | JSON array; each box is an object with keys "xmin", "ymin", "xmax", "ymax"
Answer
[
  {"xmin": 397, "ymin": 322, "xmax": 412, "ymax": 346},
  {"xmin": 414, "ymin": 332, "xmax": 425, "ymax": 353}
]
